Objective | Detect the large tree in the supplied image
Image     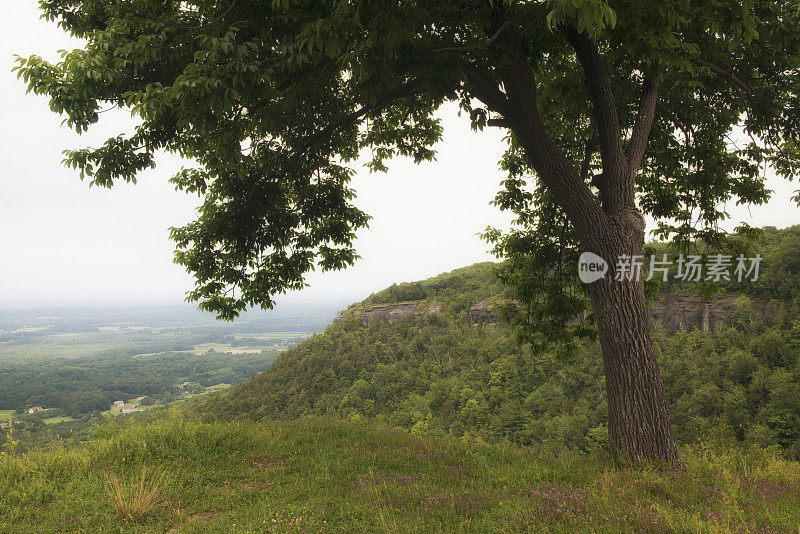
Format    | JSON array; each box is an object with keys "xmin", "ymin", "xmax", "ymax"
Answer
[{"xmin": 18, "ymin": 0, "xmax": 799, "ymax": 463}]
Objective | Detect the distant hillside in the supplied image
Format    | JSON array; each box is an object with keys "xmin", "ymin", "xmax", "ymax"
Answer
[{"xmin": 208, "ymin": 226, "xmax": 800, "ymax": 457}]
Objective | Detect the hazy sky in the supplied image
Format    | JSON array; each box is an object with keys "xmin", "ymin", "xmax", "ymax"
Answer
[{"xmin": 1, "ymin": 1, "xmax": 796, "ymax": 309}]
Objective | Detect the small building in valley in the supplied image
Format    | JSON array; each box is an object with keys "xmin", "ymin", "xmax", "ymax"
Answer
[{"xmin": 27, "ymin": 406, "xmax": 44, "ymax": 414}]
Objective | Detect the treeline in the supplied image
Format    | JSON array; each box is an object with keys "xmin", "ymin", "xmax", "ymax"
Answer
[
  {"xmin": 208, "ymin": 226, "xmax": 800, "ymax": 457},
  {"xmin": 210, "ymin": 304, "xmax": 800, "ymax": 456},
  {"xmin": 645, "ymin": 225, "xmax": 800, "ymax": 301},
  {"xmin": 357, "ymin": 262, "xmax": 510, "ymax": 313},
  {"xmin": 0, "ymin": 349, "xmax": 278, "ymax": 416}
]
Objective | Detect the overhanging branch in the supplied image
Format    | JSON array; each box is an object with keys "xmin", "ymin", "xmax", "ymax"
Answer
[
  {"xmin": 693, "ymin": 58, "xmax": 754, "ymax": 95},
  {"xmin": 292, "ymin": 81, "xmax": 426, "ymax": 163},
  {"xmin": 498, "ymin": 45, "xmax": 608, "ymax": 245},
  {"xmin": 458, "ymin": 61, "xmax": 512, "ymax": 117}
]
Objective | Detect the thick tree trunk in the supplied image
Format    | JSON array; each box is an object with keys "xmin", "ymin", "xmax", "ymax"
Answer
[
  {"xmin": 589, "ymin": 275, "xmax": 681, "ymax": 465},
  {"xmin": 484, "ymin": 29, "xmax": 680, "ymax": 465},
  {"xmin": 587, "ymin": 219, "xmax": 682, "ymax": 466}
]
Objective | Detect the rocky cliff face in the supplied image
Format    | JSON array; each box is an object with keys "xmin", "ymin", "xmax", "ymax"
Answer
[
  {"xmin": 647, "ymin": 294, "xmax": 743, "ymax": 333},
  {"xmin": 467, "ymin": 294, "xmax": 747, "ymax": 333},
  {"xmin": 338, "ymin": 294, "xmax": 751, "ymax": 333},
  {"xmin": 335, "ymin": 301, "xmax": 443, "ymax": 326}
]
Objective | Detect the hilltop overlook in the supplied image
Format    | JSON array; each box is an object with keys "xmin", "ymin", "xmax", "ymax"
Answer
[
  {"xmin": 2, "ymin": 226, "xmax": 800, "ymax": 532},
  {"xmin": 6, "ymin": 0, "xmax": 800, "ymax": 527}
]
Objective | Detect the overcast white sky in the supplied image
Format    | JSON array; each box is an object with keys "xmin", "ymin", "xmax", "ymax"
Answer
[{"xmin": 1, "ymin": 1, "xmax": 796, "ymax": 309}]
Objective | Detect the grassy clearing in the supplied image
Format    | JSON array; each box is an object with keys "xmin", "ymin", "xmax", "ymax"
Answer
[
  {"xmin": 232, "ymin": 332, "xmax": 310, "ymax": 339},
  {"xmin": 0, "ymin": 410, "xmax": 14, "ymax": 421},
  {"xmin": 1, "ymin": 416, "xmax": 799, "ymax": 533}
]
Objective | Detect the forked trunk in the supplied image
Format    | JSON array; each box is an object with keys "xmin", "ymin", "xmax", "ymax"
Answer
[
  {"xmin": 588, "ymin": 252, "xmax": 682, "ymax": 466},
  {"xmin": 496, "ymin": 37, "xmax": 679, "ymax": 465}
]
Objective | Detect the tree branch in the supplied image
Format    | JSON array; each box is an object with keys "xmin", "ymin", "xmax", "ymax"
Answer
[
  {"xmin": 580, "ymin": 136, "xmax": 599, "ymax": 180},
  {"xmin": 147, "ymin": 0, "xmax": 239, "ymax": 30},
  {"xmin": 458, "ymin": 61, "xmax": 512, "ymax": 117},
  {"xmin": 656, "ymin": 102, "xmax": 692, "ymax": 147},
  {"xmin": 498, "ymin": 45, "xmax": 608, "ymax": 246},
  {"xmin": 433, "ymin": 15, "xmax": 520, "ymax": 53},
  {"xmin": 292, "ymin": 81, "xmax": 426, "ymax": 163},
  {"xmin": 626, "ymin": 73, "xmax": 659, "ymax": 175},
  {"xmin": 692, "ymin": 58, "xmax": 754, "ymax": 95},
  {"xmin": 433, "ymin": 3, "xmax": 548, "ymax": 53},
  {"xmin": 487, "ymin": 118, "xmax": 510, "ymax": 127},
  {"xmin": 692, "ymin": 57, "xmax": 792, "ymax": 121},
  {"xmin": 566, "ymin": 29, "xmax": 629, "ymax": 209}
]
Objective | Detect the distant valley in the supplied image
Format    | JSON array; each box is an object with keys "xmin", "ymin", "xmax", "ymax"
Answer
[{"xmin": 0, "ymin": 302, "xmax": 345, "ymax": 445}]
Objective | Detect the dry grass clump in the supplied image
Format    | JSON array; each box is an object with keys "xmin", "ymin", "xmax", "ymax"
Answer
[{"xmin": 105, "ymin": 468, "xmax": 167, "ymax": 521}]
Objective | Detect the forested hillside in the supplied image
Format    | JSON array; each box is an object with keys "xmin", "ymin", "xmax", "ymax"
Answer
[{"xmin": 210, "ymin": 226, "xmax": 800, "ymax": 457}]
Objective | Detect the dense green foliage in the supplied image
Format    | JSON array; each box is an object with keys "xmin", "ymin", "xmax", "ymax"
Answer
[
  {"xmin": 357, "ymin": 262, "xmax": 508, "ymax": 312},
  {"xmin": 0, "ymin": 349, "xmax": 278, "ymax": 417},
  {"xmin": 646, "ymin": 225, "xmax": 800, "ymax": 303},
  {"xmin": 2, "ymin": 416, "xmax": 800, "ymax": 532},
  {"xmin": 212, "ymin": 305, "xmax": 800, "ymax": 457},
  {"xmin": 16, "ymin": 0, "xmax": 800, "ymax": 321},
  {"xmin": 210, "ymin": 226, "xmax": 800, "ymax": 457}
]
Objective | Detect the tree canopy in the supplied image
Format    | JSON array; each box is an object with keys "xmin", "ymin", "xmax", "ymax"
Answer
[{"xmin": 16, "ymin": 0, "xmax": 800, "ymax": 324}]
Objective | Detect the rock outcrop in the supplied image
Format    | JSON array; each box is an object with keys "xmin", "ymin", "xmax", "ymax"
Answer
[
  {"xmin": 647, "ymin": 294, "xmax": 743, "ymax": 333},
  {"xmin": 467, "ymin": 294, "xmax": 746, "ymax": 333},
  {"xmin": 466, "ymin": 298, "xmax": 509, "ymax": 323},
  {"xmin": 335, "ymin": 301, "xmax": 443, "ymax": 326},
  {"xmin": 338, "ymin": 294, "xmax": 751, "ymax": 333}
]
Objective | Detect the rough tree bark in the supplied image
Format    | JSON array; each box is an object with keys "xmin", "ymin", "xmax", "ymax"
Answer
[
  {"xmin": 590, "ymin": 275, "xmax": 682, "ymax": 464},
  {"xmin": 462, "ymin": 23, "xmax": 683, "ymax": 464},
  {"xmin": 587, "ymin": 214, "xmax": 682, "ymax": 465}
]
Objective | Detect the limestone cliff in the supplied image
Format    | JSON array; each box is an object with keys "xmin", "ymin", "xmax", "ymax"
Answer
[{"xmin": 337, "ymin": 294, "xmax": 753, "ymax": 333}]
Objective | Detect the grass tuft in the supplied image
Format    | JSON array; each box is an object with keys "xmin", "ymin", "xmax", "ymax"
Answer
[{"xmin": 105, "ymin": 467, "xmax": 167, "ymax": 522}]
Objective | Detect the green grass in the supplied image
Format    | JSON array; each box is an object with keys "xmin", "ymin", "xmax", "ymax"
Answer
[
  {"xmin": 2, "ymin": 415, "xmax": 799, "ymax": 533},
  {"xmin": 0, "ymin": 410, "xmax": 13, "ymax": 422},
  {"xmin": 232, "ymin": 332, "xmax": 311, "ymax": 339},
  {"xmin": 204, "ymin": 384, "xmax": 231, "ymax": 393}
]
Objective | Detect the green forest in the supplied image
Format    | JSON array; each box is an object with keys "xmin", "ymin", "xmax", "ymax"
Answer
[
  {"xmin": 0, "ymin": 348, "xmax": 279, "ymax": 416},
  {"xmin": 0, "ymin": 303, "xmax": 339, "ymax": 418},
  {"xmin": 210, "ymin": 226, "xmax": 800, "ymax": 458}
]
